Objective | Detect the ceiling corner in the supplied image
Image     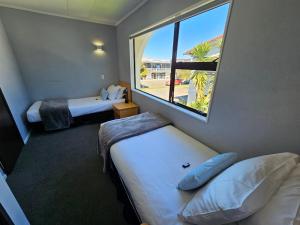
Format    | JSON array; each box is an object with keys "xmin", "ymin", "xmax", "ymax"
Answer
[{"xmin": 115, "ymin": 0, "xmax": 148, "ymax": 26}]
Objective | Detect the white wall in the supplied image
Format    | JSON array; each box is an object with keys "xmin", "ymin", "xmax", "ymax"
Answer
[
  {"xmin": 0, "ymin": 18, "xmax": 31, "ymax": 142},
  {"xmin": 117, "ymin": 0, "xmax": 300, "ymax": 159}
]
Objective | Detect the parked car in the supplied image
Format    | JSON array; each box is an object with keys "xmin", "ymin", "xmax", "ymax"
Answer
[
  {"xmin": 165, "ymin": 79, "xmax": 183, "ymax": 86},
  {"xmin": 181, "ymin": 79, "xmax": 190, "ymax": 85}
]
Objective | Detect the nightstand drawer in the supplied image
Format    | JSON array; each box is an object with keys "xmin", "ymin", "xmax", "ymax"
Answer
[
  {"xmin": 115, "ymin": 107, "xmax": 138, "ymax": 119},
  {"xmin": 113, "ymin": 102, "xmax": 139, "ymax": 119}
]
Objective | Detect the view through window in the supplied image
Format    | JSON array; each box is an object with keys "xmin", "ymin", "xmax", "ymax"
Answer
[{"xmin": 133, "ymin": 3, "xmax": 230, "ymax": 116}]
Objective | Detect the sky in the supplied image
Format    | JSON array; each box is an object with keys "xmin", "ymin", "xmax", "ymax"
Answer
[{"xmin": 142, "ymin": 3, "xmax": 230, "ymax": 60}]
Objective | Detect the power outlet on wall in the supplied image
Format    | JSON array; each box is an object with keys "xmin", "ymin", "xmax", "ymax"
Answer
[{"xmin": 100, "ymin": 74, "xmax": 105, "ymax": 80}]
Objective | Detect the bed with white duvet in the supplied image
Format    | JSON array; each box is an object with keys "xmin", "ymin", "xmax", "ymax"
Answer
[
  {"xmin": 109, "ymin": 125, "xmax": 300, "ymax": 225},
  {"xmin": 27, "ymin": 96, "xmax": 124, "ymax": 123},
  {"xmin": 110, "ymin": 125, "xmax": 216, "ymax": 225},
  {"xmin": 27, "ymin": 82, "xmax": 130, "ymax": 123}
]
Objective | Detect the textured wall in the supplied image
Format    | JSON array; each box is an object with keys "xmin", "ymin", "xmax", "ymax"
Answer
[
  {"xmin": 0, "ymin": 18, "xmax": 30, "ymax": 141},
  {"xmin": 117, "ymin": 0, "xmax": 300, "ymax": 158},
  {"xmin": 0, "ymin": 7, "xmax": 119, "ymax": 101}
]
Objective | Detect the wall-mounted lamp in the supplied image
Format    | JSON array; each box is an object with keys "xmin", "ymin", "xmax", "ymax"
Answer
[{"xmin": 95, "ymin": 45, "xmax": 104, "ymax": 55}]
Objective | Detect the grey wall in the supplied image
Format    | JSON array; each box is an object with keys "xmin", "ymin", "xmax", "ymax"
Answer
[
  {"xmin": 0, "ymin": 7, "xmax": 119, "ymax": 101},
  {"xmin": 117, "ymin": 0, "xmax": 300, "ymax": 158},
  {"xmin": 0, "ymin": 18, "xmax": 31, "ymax": 141}
]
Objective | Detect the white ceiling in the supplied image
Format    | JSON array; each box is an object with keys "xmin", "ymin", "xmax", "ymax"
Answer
[{"xmin": 0, "ymin": 0, "xmax": 148, "ymax": 26}]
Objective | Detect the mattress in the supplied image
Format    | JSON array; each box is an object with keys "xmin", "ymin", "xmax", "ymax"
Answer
[
  {"xmin": 27, "ymin": 97, "xmax": 124, "ymax": 123},
  {"xmin": 110, "ymin": 125, "xmax": 218, "ymax": 225}
]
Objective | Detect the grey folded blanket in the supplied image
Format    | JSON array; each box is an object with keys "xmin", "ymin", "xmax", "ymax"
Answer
[
  {"xmin": 39, "ymin": 99, "xmax": 72, "ymax": 131},
  {"xmin": 98, "ymin": 112, "xmax": 171, "ymax": 172}
]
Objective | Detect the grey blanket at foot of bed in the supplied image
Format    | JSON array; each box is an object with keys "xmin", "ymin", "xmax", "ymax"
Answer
[
  {"xmin": 39, "ymin": 99, "xmax": 72, "ymax": 131},
  {"xmin": 98, "ymin": 112, "xmax": 171, "ymax": 172}
]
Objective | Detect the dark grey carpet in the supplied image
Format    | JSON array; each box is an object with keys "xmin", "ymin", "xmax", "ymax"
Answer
[{"xmin": 7, "ymin": 124, "xmax": 130, "ymax": 225}]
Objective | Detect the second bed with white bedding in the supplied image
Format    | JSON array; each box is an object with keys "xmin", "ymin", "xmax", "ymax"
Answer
[
  {"xmin": 110, "ymin": 125, "xmax": 218, "ymax": 225},
  {"xmin": 27, "ymin": 97, "xmax": 124, "ymax": 123}
]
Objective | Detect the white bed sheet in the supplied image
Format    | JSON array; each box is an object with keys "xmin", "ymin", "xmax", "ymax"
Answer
[
  {"xmin": 110, "ymin": 125, "xmax": 218, "ymax": 225},
  {"xmin": 27, "ymin": 96, "xmax": 124, "ymax": 122}
]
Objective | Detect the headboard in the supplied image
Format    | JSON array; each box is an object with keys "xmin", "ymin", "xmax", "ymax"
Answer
[{"xmin": 118, "ymin": 81, "xmax": 132, "ymax": 103}]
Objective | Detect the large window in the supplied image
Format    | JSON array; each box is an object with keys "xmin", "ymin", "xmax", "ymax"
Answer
[{"xmin": 132, "ymin": 3, "xmax": 230, "ymax": 117}]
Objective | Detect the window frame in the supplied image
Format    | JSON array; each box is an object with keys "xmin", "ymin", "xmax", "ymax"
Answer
[{"xmin": 131, "ymin": 1, "xmax": 232, "ymax": 119}]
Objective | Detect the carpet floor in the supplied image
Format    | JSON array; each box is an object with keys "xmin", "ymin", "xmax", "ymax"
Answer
[{"xmin": 7, "ymin": 124, "xmax": 130, "ymax": 225}]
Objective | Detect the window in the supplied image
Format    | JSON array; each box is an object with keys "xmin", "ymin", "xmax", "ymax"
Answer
[
  {"xmin": 133, "ymin": 24, "xmax": 174, "ymax": 101},
  {"xmin": 132, "ymin": 3, "xmax": 230, "ymax": 117}
]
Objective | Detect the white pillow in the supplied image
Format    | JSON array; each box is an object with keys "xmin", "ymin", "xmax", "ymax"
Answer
[
  {"xmin": 107, "ymin": 85, "xmax": 120, "ymax": 100},
  {"xmin": 107, "ymin": 84, "xmax": 115, "ymax": 94},
  {"xmin": 115, "ymin": 86, "xmax": 126, "ymax": 99},
  {"xmin": 239, "ymin": 163, "xmax": 300, "ymax": 225},
  {"xmin": 179, "ymin": 152, "xmax": 299, "ymax": 225}
]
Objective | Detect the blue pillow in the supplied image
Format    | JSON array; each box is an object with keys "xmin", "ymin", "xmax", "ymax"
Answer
[
  {"xmin": 100, "ymin": 88, "xmax": 109, "ymax": 100},
  {"xmin": 178, "ymin": 152, "xmax": 238, "ymax": 191}
]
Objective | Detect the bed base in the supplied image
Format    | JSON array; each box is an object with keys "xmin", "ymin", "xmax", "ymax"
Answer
[
  {"xmin": 108, "ymin": 158, "xmax": 142, "ymax": 225},
  {"xmin": 28, "ymin": 110, "xmax": 114, "ymax": 131}
]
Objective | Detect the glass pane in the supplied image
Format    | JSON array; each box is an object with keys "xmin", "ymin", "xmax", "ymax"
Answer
[
  {"xmin": 173, "ymin": 70, "xmax": 216, "ymax": 114},
  {"xmin": 176, "ymin": 4, "xmax": 230, "ymax": 63},
  {"xmin": 134, "ymin": 24, "xmax": 174, "ymax": 100}
]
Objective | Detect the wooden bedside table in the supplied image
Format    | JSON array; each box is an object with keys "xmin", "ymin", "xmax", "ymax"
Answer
[{"xmin": 113, "ymin": 102, "xmax": 139, "ymax": 119}]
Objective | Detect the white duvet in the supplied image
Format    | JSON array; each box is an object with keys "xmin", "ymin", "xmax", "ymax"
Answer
[
  {"xmin": 27, "ymin": 96, "xmax": 124, "ymax": 123},
  {"xmin": 110, "ymin": 125, "xmax": 218, "ymax": 225}
]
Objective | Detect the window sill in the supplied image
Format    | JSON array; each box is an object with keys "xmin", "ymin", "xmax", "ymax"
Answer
[{"xmin": 132, "ymin": 89, "xmax": 208, "ymax": 123}]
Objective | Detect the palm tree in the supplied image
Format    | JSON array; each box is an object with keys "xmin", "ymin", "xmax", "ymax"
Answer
[
  {"xmin": 186, "ymin": 41, "xmax": 212, "ymax": 112},
  {"xmin": 189, "ymin": 41, "xmax": 212, "ymax": 62},
  {"xmin": 185, "ymin": 36, "xmax": 224, "ymax": 113}
]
